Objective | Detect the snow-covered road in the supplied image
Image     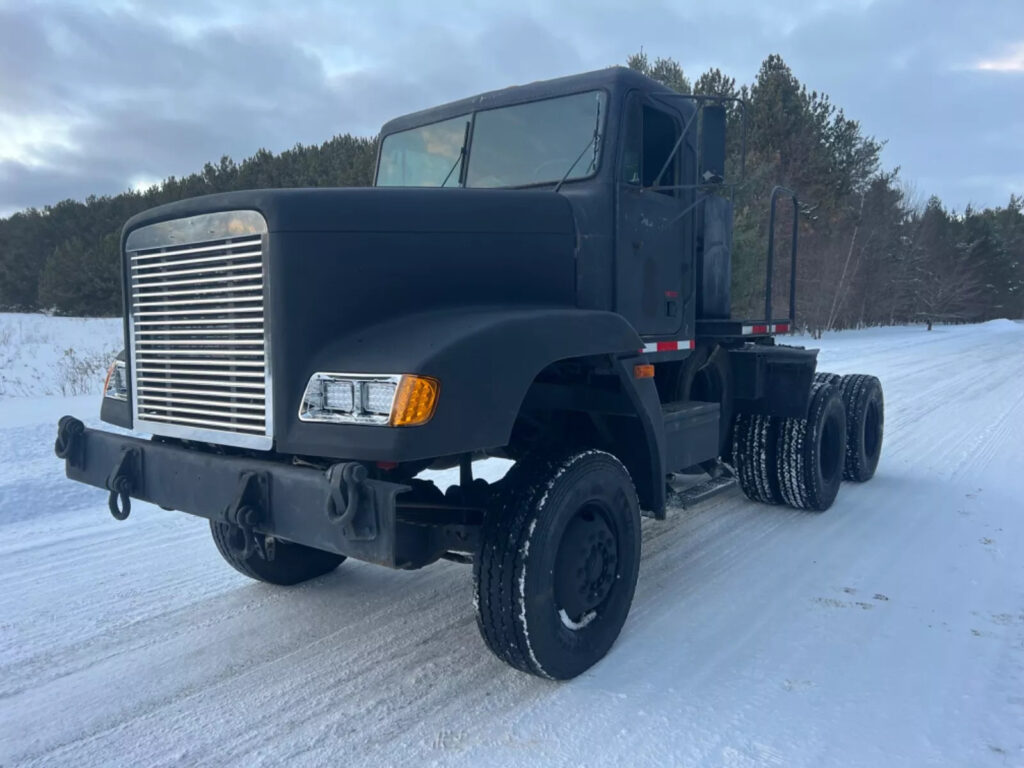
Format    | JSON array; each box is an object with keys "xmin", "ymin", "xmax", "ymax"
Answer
[{"xmin": 1, "ymin": 321, "xmax": 1022, "ymax": 767}]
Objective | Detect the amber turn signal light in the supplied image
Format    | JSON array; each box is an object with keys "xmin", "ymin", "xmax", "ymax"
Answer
[
  {"xmin": 634, "ymin": 364, "xmax": 655, "ymax": 379},
  {"xmin": 391, "ymin": 375, "xmax": 440, "ymax": 426}
]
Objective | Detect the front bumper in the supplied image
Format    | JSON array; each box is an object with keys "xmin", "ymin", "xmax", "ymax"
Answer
[{"xmin": 54, "ymin": 416, "xmax": 428, "ymax": 568}]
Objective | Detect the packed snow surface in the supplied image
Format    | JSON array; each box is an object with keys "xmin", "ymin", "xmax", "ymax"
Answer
[{"xmin": 1, "ymin": 319, "xmax": 1023, "ymax": 767}]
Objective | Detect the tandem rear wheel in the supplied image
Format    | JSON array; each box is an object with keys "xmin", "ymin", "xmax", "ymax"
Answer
[{"xmin": 733, "ymin": 371, "xmax": 884, "ymax": 511}]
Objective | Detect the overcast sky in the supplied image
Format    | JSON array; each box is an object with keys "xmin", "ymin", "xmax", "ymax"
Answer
[{"xmin": 1, "ymin": 0, "xmax": 1022, "ymax": 218}]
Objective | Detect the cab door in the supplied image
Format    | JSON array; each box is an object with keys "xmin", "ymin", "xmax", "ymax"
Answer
[{"xmin": 616, "ymin": 93, "xmax": 689, "ymax": 337}]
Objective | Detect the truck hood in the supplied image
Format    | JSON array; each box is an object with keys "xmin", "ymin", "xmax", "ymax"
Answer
[
  {"xmin": 117, "ymin": 185, "xmax": 583, "ymax": 458},
  {"xmin": 123, "ymin": 186, "xmax": 578, "ymax": 236}
]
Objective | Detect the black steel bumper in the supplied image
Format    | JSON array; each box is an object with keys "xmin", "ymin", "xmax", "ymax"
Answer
[{"xmin": 53, "ymin": 416, "xmax": 427, "ymax": 568}]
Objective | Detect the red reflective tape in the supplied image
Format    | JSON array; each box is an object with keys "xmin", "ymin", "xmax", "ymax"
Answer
[
  {"xmin": 774, "ymin": 323, "xmax": 789, "ymax": 333},
  {"xmin": 751, "ymin": 324, "xmax": 769, "ymax": 334},
  {"xmin": 641, "ymin": 340, "xmax": 695, "ymax": 353}
]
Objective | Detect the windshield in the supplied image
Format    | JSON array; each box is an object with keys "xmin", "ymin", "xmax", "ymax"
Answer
[
  {"xmin": 376, "ymin": 115, "xmax": 469, "ymax": 187},
  {"xmin": 375, "ymin": 90, "xmax": 606, "ymax": 188}
]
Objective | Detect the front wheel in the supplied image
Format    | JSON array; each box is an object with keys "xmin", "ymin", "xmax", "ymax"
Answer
[
  {"xmin": 474, "ymin": 450, "xmax": 642, "ymax": 680},
  {"xmin": 210, "ymin": 521, "xmax": 346, "ymax": 586}
]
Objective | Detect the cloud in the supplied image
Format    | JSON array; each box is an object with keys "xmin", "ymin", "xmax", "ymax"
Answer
[
  {"xmin": 0, "ymin": 0, "xmax": 1022, "ymax": 217},
  {"xmin": 0, "ymin": 1, "xmax": 591, "ymax": 215},
  {"xmin": 975, "ymin": 42, "xmax": 1024, "ymax": 72}
]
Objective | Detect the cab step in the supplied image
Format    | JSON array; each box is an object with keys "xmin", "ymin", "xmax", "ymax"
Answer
[
  {"xmin": 667, "ymin": 475, "xmax": 737, "ymax": 509},
  {"xmin": 662, "ymin": 400, "xmax": 720, "ymax": 472}
]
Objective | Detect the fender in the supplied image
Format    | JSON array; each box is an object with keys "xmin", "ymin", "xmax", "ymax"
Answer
[{"xmin": 275, "ymin": 306, "xmax": 644, "ymax": 462}]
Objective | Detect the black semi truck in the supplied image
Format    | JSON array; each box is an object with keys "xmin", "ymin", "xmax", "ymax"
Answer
[{"xmin": 55, "ymin": 67, "xmax": 884, "ymax": 679}]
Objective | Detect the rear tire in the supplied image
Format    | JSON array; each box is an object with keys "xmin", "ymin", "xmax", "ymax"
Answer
[
  {"xmin": 777, "ymin": 378, "xmax": 847, "ymax": 511},
  {"xmin": 814, "ymin": 371, "xmax": 842, "ymax": 388},
  {"xmin": 473, "ymin": 450, "xmax": 641, "ymax": 680},
  {"xmin": 210, "ymin": 521, "xmax": 346, "ymax": 585},
  {"xmin": 839, "ymin": 374, "xmax": 884, "ymax": 481},
  {"xmin": 733, "ymin": 413, "xmax": 783, "ymax": 504}
]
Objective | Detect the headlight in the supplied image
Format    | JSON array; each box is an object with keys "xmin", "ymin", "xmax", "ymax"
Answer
[
  {"xmin": 299, "ymin": 373, "xmax": 439, "ymax": 427},
  {"xmin": 103, "ymin": 360, "xmax": 128, "ymax": 401}
]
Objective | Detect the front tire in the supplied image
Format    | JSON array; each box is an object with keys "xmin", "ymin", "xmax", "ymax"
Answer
[
  {"xmin": 474, "ymin": 450, "xmax": 641, "ymax": 680},
  {"xmin": 210, "ymin": 522, "xmax": 346, "ymax": 586}
]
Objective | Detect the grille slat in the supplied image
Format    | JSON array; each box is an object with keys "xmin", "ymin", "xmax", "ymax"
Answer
[
  {"xmin": 134, "ymin": 360, "xmax": 266, "ymax": 370},
  {"xmin": 129, "ymin": 217, "xmax": 270, "ymax": 448},
  {"xmin": 136, "ymin": 338, "xmax": 265, "ymax": 346},
  {"xmin": 131, "ymin": 238, "xmax": 262, "ymax": 261},
  {"xmin": 136, "ymin": 387, "xmax": 264, "ymax": 399},
  {"xmin": 134, "ymin": 296, "xmax": 262, "ymax": 309},
  {"xmin": 132, "ymin": 282, "xmax": 263, "ymax": 300},
  {"xmin": 135, "ymin": 306, "xmax": 263, "ymax": 318},
  {"xmin": 132, "ymin": 268, "xmax": 263, "ymax": 289},
  {"xmin": 139, "ymin": 412, "xmax": 268, "ymax": 434},
  {"xmin": 137, "ymin": 378, "xmax": 265, "ymax": 392},
  {"xmin": 139, "ymin": 394, "xmax": 266, "ymax": 411},
  {"xmin": 136, "ymin": 348, "xmax": 265, "ymax": 357},
  {"xmin": 135, "ymin": 328, "xmax": 263, "ymax": 336},
  {"xmin": 131, "ymin": 251, "xmax": 262, "ymax": 272},
  {"xmin": 135, "ymin": 317, "xmax": 262, "ymax": 327}
]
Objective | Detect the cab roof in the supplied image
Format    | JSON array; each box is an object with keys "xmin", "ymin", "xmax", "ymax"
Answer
[{"xmin": 378, "ymin": 67, "xmax": 677, "ymax": 136}]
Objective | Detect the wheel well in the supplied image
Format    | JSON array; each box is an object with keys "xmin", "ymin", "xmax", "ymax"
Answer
[{"xmin": 505, "ymin": 356, "xmax": 661, "ymax": 513}]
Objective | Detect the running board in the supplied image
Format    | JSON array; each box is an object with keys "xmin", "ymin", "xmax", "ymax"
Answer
[{"xmin": 667, "ymin": 476, "xmax": 737, "ymax": 509}]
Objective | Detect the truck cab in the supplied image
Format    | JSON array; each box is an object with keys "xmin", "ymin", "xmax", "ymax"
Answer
[
  {"xmin": 375, "ymin": 68, "xmax": 720, "ymax": 341},
  {"xmin": 56, "ymin": 67, "xmax": 884, "ymax": 680}
]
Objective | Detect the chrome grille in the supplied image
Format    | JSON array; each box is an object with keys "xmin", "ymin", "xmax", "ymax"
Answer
[{"xmin": 126, "ymin": 211, "xmax": 271, "ymax": 449}]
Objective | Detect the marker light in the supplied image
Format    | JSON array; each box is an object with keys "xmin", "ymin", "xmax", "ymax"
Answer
[
  {"xmin": 103, "ymin": 360, "xmax": 128, "ymax": 401},
  {"xmin": 634, "ymin": 364, "xmax": 655, "ymax": 379}
]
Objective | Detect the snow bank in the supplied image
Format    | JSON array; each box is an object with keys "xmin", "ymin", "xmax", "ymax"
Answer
[
  {"xmin": 0, "ymin": 313, "xmax": 122, "ymax": 398},
  {"xmin": 978, "ymin": 318, "xmax": 1022, "ymax": 332}
]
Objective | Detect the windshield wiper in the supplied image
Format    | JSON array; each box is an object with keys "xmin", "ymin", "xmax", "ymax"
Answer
[
  {"xmin": 441, "ymin": 120, "xmax": 471, "ymax": 188},
  {"xmin": 554, "ymin": 101, "xmax": 602, "ymax": 193}
]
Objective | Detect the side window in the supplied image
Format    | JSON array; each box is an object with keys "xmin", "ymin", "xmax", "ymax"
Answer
[
  {"xmin": 619, "ymin": 97, "xmax": 680, "ymax": 195},
  {"xmin": 642, "ymin": 106, "xmax": 678, "ymax": 194}
]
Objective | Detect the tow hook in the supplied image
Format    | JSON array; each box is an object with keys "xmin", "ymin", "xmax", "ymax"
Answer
[
  {"xmin": 325, "ymin": 462, "xmax": 410, "ymax": 542},
  {"xmin": 326, "ymin": 462, "xmax": 369, "ymax": 529},
  {"xmin": 223, "ymin": 472, "xmax": 272, "ymax": 560},
  {"xmin": 106, "ymin": 447, "xmax": 142, "ymax": 521},
  {"xmin": 224, "ymin": 505, "xmax": 263, "ymax": 560},
  {"xmin": 54, "ymin": 415, "xmax": 85, "ymax": 468}
]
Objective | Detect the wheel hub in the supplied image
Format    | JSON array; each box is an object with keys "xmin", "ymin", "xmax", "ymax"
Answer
[{"xmin": 554, "ymin": 507, "xmax": 618, "ymax": 623}]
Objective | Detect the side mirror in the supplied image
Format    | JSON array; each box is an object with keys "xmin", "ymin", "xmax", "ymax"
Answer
[{"xmin": 700, "ymin": 104, "xmax": 727, "ymax": 184}]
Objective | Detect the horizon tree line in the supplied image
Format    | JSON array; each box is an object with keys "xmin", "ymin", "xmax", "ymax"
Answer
[{"xmin": 0, "ymin": 53, "xmax": 1020, "ymax": 330}]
